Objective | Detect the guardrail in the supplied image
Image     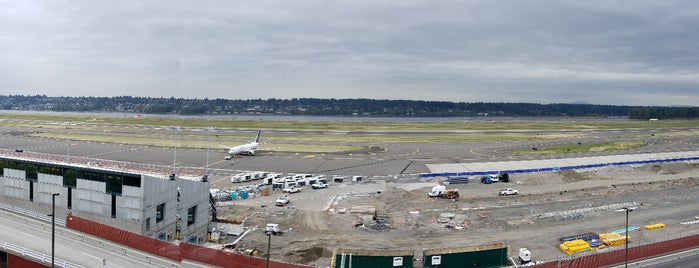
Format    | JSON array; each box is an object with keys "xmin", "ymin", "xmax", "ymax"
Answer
[
  {"xmin": 0, "ymin": 202, "xmax": 66, "ymax": 226},
  {"xmin": 1, "ymin": 207, "xmax": 180, "ymax": 268},
  {"xmin": 0, "ymin": 240, "xmax": 83, "ymax": 268}
]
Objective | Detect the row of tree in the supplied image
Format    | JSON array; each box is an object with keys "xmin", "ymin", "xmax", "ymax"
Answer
[{"xmin": 0, "ymin": 95, "xmax": 695, "ymax": 119}]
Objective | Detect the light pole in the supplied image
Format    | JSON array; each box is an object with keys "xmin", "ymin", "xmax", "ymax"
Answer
[
  {"xmin": 50, "ymin": 193, "xmax": 60, "ymax": 268},
  {"xmin": 617, "ymin": 207, "xmax": 635, "ymax": 268},
  {"xmin": 206, "ymin": 127, "xmax": 214, "ymax": 174},
  {"xmin": 266, "ymin": 230, "xmax": 272, "ymax": 268},
  {"xmin": 65, "ymin": 125, "xmax": 71, "ymax": 163},
  {"xmin": 172, "ymin": 126, "xmax": 180, "ymax": 173}
]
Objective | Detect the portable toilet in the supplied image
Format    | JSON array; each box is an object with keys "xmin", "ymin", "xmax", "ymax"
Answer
[
  {"xmin": 240, "ymin": 190, "xmax": 248, "ymax": 199},
  {"xmin": 230, "ymin": 192, "xmax": 237, "ymax": 200}
]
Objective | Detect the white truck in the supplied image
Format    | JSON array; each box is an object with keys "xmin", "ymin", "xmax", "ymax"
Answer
[
  {"xmin": 282, "ymin": 186, "xmax": 301, "ymax": 194},
  {"xmin": 428, "ymin": 185, "xmax": 447, "ymax": 197},
  {"xmin": 499, "ymin": 188, "xmax": 519, "ymax": 196},
  {"xmin": 275, "ymin": 196, "xmax": 290, "ymax": 206},
  {"xmin": 311, "ymin": 182, "xmax": 328, "ymax": 189}
]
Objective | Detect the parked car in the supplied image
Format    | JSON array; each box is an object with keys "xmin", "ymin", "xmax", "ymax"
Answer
[
  {"xmin": 282, "ymin": 186, "xmax": 301, "ymax": 194},
  {"xmin": 275, "ymin": 196, "xmax": 290, "ymax": 206},
  {"xmin": 311, "ymin": 182, "xmax": 328, "ymax": 189},
  {"xmin": 499, "ymin": 188, "xmax": 519, "ymax": 196}
]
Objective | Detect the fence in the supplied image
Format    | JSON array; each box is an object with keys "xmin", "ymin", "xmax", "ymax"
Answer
[{"xmin": 65, "ymin": 214, "xmax": 312, "ymax": 268}]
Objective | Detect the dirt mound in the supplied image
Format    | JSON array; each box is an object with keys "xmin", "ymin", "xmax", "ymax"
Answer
[
  {"xmin": 374, "ymin": 186, "xmax": 424, "ymax": 212},
  {"xmin": 635, "ymin": 162, "xmax": 699, "ymax": 174},
  {"xmin": 559, "ymin": 170, "xmax": 599, "ymax": 183},
  {"xmin": 284, "ymin": 246, "xmax": 333, "ymax": 263}
]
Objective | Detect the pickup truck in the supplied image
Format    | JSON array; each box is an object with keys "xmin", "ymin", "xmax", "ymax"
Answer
[
  {"xmin": 311, "ymin": 182, "xmax": 328, "ymax": 189},
  {"xmin": 275, "ymin": 196, "xmax": 290, "ymax": 206},
  {"xmin": 282, "ymin": 186, "xmax": 301, "ymax": 194},
  {"xmin": 499, "ymin": 188, "xmax": 519, "ymax": 196}
]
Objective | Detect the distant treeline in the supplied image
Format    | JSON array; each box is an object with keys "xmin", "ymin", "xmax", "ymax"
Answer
[{"xmin": 0, "ymin": 95, "xmax": 695, "ymax": 119}]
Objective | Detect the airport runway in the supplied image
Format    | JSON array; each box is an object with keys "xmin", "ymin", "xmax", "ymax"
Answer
[{"xmin": 2, "ymin": 126, "xmax": 699, "ymax": 180}]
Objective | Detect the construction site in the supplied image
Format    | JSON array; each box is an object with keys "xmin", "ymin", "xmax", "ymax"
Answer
[{"xmin": 209, "ymin": 161, "xmax": 699, "ymax": 267}]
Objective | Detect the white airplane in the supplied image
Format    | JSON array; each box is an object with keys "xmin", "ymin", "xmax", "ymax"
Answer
[{"xmin": 221, "ymin": 130, "xmax": 262, "ymax": 159}]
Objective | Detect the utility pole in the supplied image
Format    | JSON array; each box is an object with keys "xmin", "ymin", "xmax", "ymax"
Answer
[
  {"xmin": 266, "ymin": 230, "xmax": 272, "ymax": 268},
  {"xmin": 51, "ymin": 193, "xmax": 60, "ymax": 268},
  {"xmin": 618, "ymin": 206, "xmax": 634, "ymax": 268}
]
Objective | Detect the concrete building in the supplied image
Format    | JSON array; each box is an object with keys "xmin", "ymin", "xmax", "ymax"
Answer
[{"xmin": 0, "ymin": 154, "xmax": 211, "ymax": 244}]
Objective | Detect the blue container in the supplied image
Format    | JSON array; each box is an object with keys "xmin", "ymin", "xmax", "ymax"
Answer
[
  {"xmin": 240, "ymin": 190, "xmax": 248, "ymax": 199},
  {"xmin": 230, "ymin": 192, "xmax": 237, "ymax": 200}
]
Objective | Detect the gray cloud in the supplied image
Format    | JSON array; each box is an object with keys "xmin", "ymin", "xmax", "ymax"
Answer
[{"xmin": 1, "ymin": 0, "xmax": 698, "ymax": 105}]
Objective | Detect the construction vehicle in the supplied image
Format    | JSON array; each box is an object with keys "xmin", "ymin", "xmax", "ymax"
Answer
[
  {"xmin": 265, "ymin": 223, "xmax": 283, "ymax": 235},
  {"xmin": 518, "ymin": 248, "xmax": 531, "ymax": 265},
  {"xmin": 428, "ymin": 185, "xmax": 460, "ymax": 200},
  {"xmin": 481, "ymin": 173, "xmax": 510, "ymax": 184},
  {"xmin": 372, "ymin": 210, "xmax": 391, "ymax": 224}
]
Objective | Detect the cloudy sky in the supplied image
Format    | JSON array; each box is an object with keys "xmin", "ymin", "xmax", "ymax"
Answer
[{"xmin": 1, "ymin": 1, "xmax": 698, "ymax": 106}]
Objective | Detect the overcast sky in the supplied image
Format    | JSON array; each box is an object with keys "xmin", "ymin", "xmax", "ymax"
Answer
[{"xmin": 1, "ymin": 1, "xmax": 698, "ymax": 106}]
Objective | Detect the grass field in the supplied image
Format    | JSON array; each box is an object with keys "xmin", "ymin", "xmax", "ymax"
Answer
[
  {"xmin": 513, "ymin": 141, "xmax": 647, "ymax": 155},
  {"xmin": 2, "ymin": 112, "xmax": 697, "ymax": 153}
]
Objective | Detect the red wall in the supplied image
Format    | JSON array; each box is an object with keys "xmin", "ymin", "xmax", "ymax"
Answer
[
  {"xmin": 66, "ymin": 214, "xmax": 311, "ymax": 268},
  {"xmin": 7, "ymin": 254, "xmax": 47, "ymax": 268},
  {"xmin": 533, "ymin": 234, "xmax": 699, "ymax": 268}
]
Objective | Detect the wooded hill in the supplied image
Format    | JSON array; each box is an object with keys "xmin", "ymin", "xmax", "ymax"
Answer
[{"xmin": 0, "ymin": 95, "xmax": 695, "ymax": 119}]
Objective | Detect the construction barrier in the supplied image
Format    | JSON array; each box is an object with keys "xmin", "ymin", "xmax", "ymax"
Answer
[
  {"xmin": 559, "ymin": 232, "xmax": 598, "ymax": 242},
  {"xmin": 599, "ymin": 232, "xmax": 629, "ymax": 247},
  {"xmin": 644, "ymin": 223, "xmax": 665, "ymax": 230},
  {"xmin": 420, "ymin": 156, "xmax": 699, "ymax": 178},
  {"xmin": 532, "ymin": 233, "xmax": 699, "ymax": 268},
  {"xmin": 559, "ymin": 239, "xmax": 591, "ymax": 255}
]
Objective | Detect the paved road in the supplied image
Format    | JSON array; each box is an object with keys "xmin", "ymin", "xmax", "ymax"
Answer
[{"xmin": 0, "ymin": 209, "xmax": 182, "ymax": 268}]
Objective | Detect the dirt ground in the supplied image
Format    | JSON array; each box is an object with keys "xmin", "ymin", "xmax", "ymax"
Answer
[{"xmin": 217, "ymin": 162, "xmax": 699, "ymax": 267}]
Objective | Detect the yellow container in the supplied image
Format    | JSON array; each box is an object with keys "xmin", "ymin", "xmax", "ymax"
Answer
[
  {"xmin": 599, "ymin": 233, "xmax": 629, "ymax": 246},
  {"xmin": 644, "ymin": 223, "xmax": 665, "ymax": 230},
  {"xmin": 560, "ymin": 239, "xmax": 592, "ymax": 255}
]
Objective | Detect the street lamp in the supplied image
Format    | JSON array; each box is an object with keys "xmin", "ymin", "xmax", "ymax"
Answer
[
  {"xmin": 205, "ymin": 127, "xmax": 214, "ymax": 174},
  {"xmin": 65, "ymin": 125, "xmax": 71, "ymax": 163},
  {"xmin": 617, "ymin": 207, "xmax": 635, "ymax": 268},
  {"xmin": 265, "ymin": 229, "xmax": 272, "ymax": 268},
  {"xmin": 50, "ymin": 193, "xmax": 60, "ymax": 268},
  {"xmin": 172, "ymin": 126, "xmax": 181, "ymax": 173}
]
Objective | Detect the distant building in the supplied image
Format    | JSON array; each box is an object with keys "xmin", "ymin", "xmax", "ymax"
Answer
[{"xmin": 0, "ymin": 153, "xmax": 210, "ymax": 244}]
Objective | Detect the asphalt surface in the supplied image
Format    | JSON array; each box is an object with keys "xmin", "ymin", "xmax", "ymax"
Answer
[{"xmin": 3, "ymin": 125, "xmax": 699, "ymax": 180}]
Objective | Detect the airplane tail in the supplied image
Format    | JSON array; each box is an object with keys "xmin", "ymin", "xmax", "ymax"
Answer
[{"xmin": 254, "ymin": 130, "xmax": 262, "ymax": 143}]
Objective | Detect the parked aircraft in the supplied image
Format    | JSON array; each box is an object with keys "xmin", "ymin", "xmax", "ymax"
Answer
[{"xmin": 221, "ymin": 130, "xmax": 261, "ymax": 159}]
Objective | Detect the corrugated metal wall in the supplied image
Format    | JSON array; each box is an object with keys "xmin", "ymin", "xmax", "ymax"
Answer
[
  {"xmin": 332, "ymin": 249, "xmax": 414, "ymax": 268},
  {"xmin": 7, "ymin": 254, "xmax": 47, "ymax": 268},
  {"xmin": 422, "ymin": 245, "xmax": 508, "ymax": 268}
]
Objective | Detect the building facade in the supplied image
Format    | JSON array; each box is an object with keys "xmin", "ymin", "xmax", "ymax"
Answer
[{"xmin": 0, "ymin": 155, "xmax": 210, "ymax": 244}]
